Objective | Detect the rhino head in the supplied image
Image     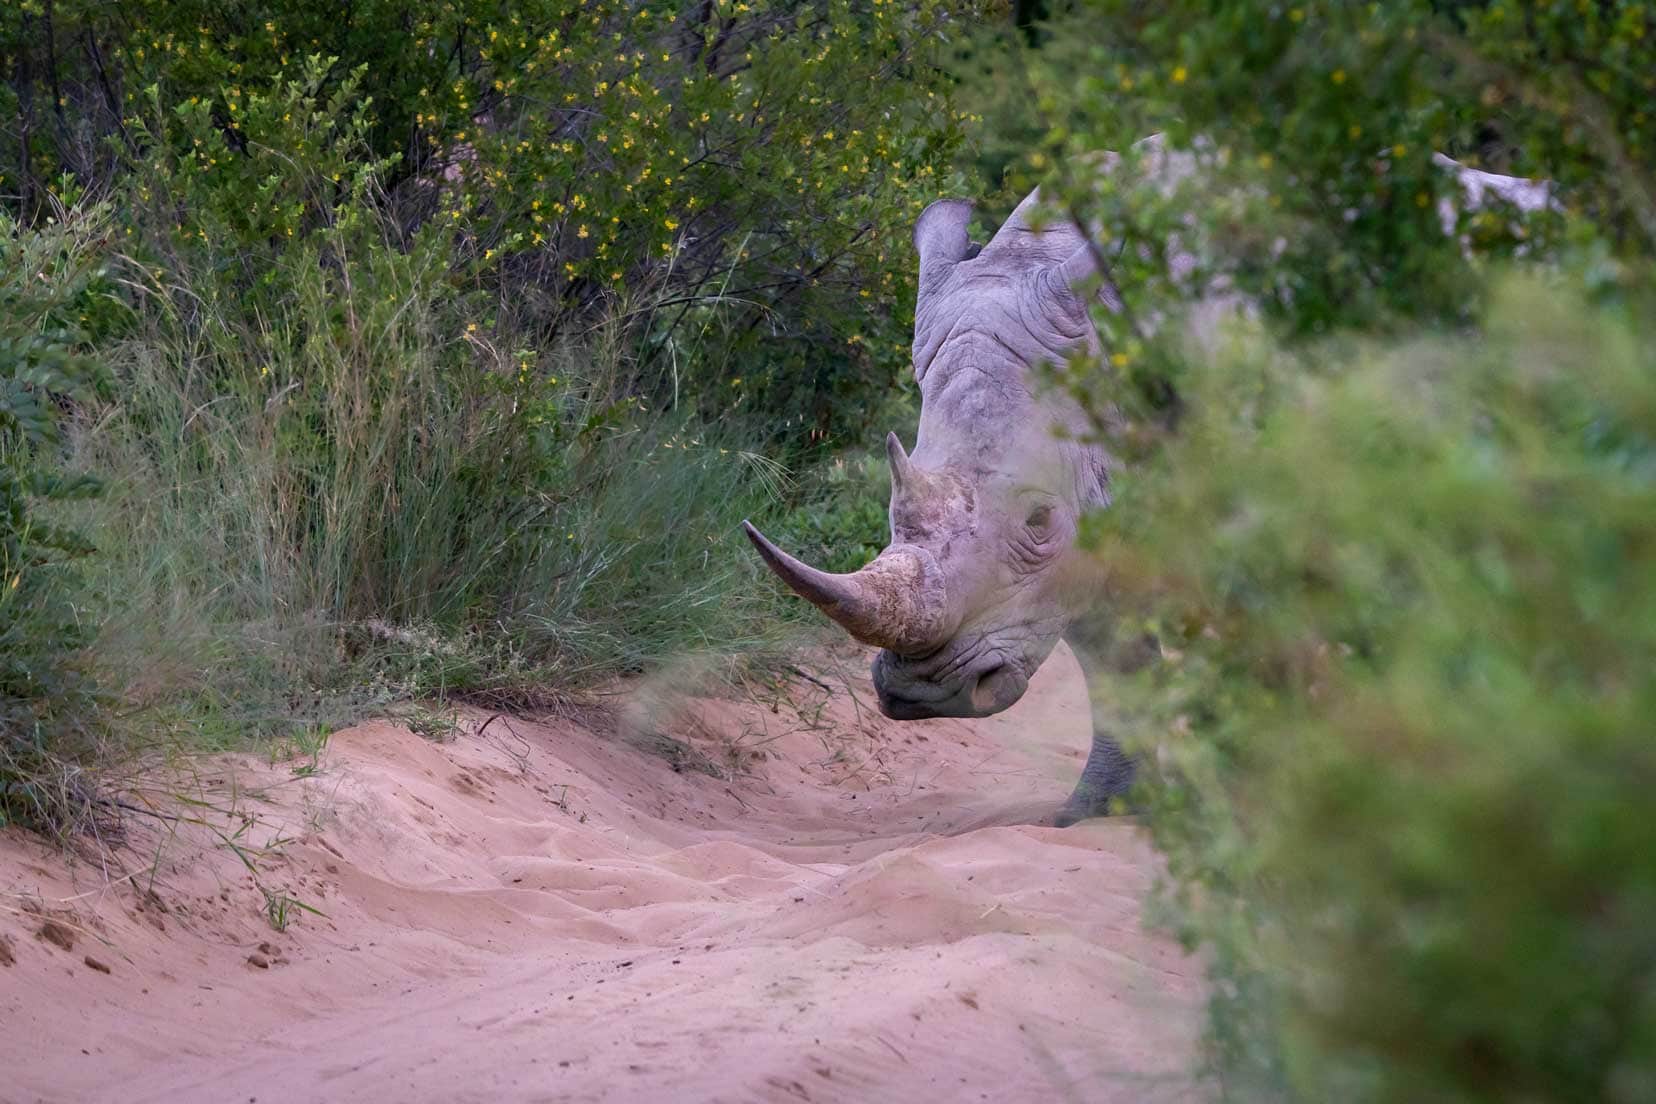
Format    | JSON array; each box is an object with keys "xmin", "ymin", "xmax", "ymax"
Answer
[{"xmin": 745, "ymin": 188, "xmax": 1112, "ymax": 721}]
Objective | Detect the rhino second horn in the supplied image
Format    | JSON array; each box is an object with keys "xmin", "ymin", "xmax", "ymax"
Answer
[
  {"xmin": 741, "ymin": 521, "xmax": 950, "ymax": 657},
  {"xmin": 885, "ymin": 432, "xmax": 915, "ymax": 490}
]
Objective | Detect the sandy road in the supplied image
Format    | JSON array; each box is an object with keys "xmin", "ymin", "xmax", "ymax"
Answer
[{"xmin": 0, "ymin": 644, "xmax": 1203, "ymax": 1104}]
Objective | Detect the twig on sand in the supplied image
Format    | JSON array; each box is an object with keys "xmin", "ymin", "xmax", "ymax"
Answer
[
  {"xmin": 875, "ymin": 1034, "xmax": 909, "ymax": 1064},
  {"xmin": 786, "ymin": 665, "xmax": 834, "ymax": 694}
]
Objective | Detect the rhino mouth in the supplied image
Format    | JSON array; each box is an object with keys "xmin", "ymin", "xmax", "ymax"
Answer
[{"xmin": 872, "ymin": 653, "xmax": 1031, "ymax": 720}]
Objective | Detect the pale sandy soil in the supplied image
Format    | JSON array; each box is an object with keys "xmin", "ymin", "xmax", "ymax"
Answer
[{"xmin": 0, "ymin": 643, "xmax": 1205, "ymax": 1104}]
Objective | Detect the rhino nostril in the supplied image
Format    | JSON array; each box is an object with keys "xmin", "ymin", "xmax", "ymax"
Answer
[{"xmin": 969, "ymin": 664, "xmax": 1012, "ymax": 713}]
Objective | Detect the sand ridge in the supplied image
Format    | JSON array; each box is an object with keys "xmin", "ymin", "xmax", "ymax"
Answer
[{"xmin": 0, "ymin": 644, "xmax": 1204, "ymax": 1103}]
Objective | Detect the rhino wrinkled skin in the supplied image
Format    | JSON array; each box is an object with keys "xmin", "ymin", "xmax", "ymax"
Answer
[{"xmin": 745, "ymin": 141, "xmax": 1550, "ymax": 826}]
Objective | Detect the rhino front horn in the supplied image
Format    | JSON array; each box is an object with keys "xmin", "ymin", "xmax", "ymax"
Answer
[{"xmin": 741, "ymin": 521, "xmax": 951, "ymax": 657}]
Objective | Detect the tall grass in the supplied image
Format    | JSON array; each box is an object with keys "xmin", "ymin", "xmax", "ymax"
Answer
[{"xmin": 52, "ymin": 214, "xmax": 817, "ymax": 759}]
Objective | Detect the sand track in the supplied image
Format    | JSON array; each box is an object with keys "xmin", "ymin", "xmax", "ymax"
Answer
[{"xmin": 0, "ymin": 644, "xmax": 1203, "ymax": 1103}]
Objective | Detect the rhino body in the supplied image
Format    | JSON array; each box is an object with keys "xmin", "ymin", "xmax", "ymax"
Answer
[{"xmin": 745, "ymin": 142, "xmax": 1550, "ymax": 826}]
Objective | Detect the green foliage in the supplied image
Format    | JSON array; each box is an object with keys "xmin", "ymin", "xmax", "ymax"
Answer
[
  {"xmin": 1088, "ymin": 275, "xmax": 1656, "ymax": 1102},
  {"xmin": 962, "ymin": 7, "xmax": 1656, "ymax": 1099},
  {"xmin": 774, "ymin": 448, "xmax": 895, "ymax": 574},
  {"xmin": 79, "ymin": 199, "xmax": 804, "ymax": 723},
  {"xmin": 0, "ymin": 1, "xmax": 982, "ymax": 830},
  {"xmin": 966, "ymin": 0, "xmax": 1653, "ymax": 348},
  {"xmin": 0, "ymin": 202, "xmax": 112, "ymax": 829},
  {"xmin": 7, "ymin": 0, "xmax": 978, "ymax": 444}
]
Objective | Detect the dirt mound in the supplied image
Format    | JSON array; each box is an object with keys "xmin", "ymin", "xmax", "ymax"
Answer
[{"xmin": 0, "ymin": 644, "xmax": 1204, "ymax": 1103}]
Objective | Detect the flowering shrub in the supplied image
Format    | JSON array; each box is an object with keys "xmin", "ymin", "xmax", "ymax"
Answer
[{"xmin": 8, "ymin": 0, "xmax": 982, "ymax": 443}]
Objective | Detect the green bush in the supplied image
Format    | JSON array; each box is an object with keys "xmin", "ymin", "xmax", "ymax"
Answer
[
  {"xmin": 8, "ymin": 0, "xmax": 980, "ymax": 444},
  {"xmin": 0, "ymin": 201, "xmax": 112, "ymax": 829},
  {"xmin": 960, "ymin": 0, "xmax": 1654, "ymax": 425},
  {"xmin": 960, "ymin": 5, "xmax": 1656, "ymax": 1098},
  {"xmin": 1086, "ymin": 275, "xmax": 1656, "ymax": 1102},
  {"xmin": 0, "ymin": 2, "xmax": 985, "ymax": 776},
  {"xmin": 0, "ymin": 0, "xmax": 983, "ymax": 819}
]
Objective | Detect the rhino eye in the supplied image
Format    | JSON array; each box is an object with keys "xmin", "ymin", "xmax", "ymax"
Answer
[{"xmin": 1025, "ymin": 504, "xmax": 1053, "ymax": 532}]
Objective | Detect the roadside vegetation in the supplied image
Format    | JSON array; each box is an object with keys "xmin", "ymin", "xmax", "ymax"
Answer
[
  {"xmin": 4, "ymin": 1, "xmax": 1653, "ymax": 1099},
  {"xmin": 1, "ymin": 0, "xmax": 974, "ymax": 832},
  {"xmin": 980, "ymin": 2, "xmax": 1656, "ymax": 1100}
]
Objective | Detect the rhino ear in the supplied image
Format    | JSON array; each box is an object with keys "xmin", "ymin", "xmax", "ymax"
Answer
[
  {"xmin": 978, "ymin": 185, "xmax": 1094, "ymax": 273},
  {"xmin": 983, "ymin": 186, "xmax": 1047, "ymax": 247},
  {"xmin": 913, "ymin": 199, "xmax": 976, "ymax": 291},
  {"xmin": 1050, "ymin": 239, "xmax": 1123, "ymax": 314},
  {"xmin": 1057, "ymin": 240, "xmax": 1100, "ymax": 294}
]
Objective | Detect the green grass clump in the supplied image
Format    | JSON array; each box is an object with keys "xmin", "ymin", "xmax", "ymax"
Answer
[{"xmin": 69, "ymin": 214, "xmax": 815, "ymax": 738}]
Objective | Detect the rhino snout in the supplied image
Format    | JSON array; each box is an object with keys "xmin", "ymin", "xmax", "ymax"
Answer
[{"xmin": 871, "ymin": 650, "xmax": 1030, "ymax": 720}]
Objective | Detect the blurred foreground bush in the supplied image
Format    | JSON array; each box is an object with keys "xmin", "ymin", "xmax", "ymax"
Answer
[{"xmin": 1091, "ymin": 275, "xmax": 1656, "ymax": 1101}]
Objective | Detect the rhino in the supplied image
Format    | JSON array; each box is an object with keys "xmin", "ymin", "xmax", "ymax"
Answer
[
  {"xmin": 743, "ymin": 182, "xmax": 1132, "ymax": 826},
  {"xmin": 743, "ymin": 144, "xmax": 1553, "ymax": 826}
]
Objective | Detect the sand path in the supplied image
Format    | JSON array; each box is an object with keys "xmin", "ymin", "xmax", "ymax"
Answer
[{"xmin": 0, "ymin": 644, "xmax": 1204, "ymax": 1103}]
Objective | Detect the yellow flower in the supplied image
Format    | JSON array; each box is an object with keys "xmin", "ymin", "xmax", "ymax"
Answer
[
  {"xmin": 664, "ymin": 217, "xmax": 679, "ymax": 230},
  {"xmin": 1111, "ymin": 352, "xmax": 1131, "ymax": 368},
  {"xmin": 577, "ymin": 224, "xmax": 589, "ymax": 238},
  {"xmin": 1173, "ymin": 66, "xmax": 1188, "ymax": 84},
  {"xmin": 1332, "ymin": 69, "xmax": 1347, "ymax": 85}
]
